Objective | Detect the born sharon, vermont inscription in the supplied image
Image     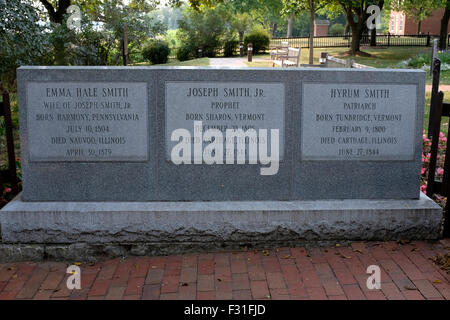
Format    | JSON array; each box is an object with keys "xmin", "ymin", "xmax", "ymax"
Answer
[
  {"xmin": 165, "ymin": 82, "xmax": 285, "ymax": 162},
  {"xmin": 26, "ymin": 82, "xmax": 148, "ymax": 162},
  {"xmin": 301, "ymin": 83, "xmax": 417, "ymax": 161}
]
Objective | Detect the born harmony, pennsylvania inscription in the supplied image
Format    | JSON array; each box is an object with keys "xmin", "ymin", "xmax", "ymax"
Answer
[
  {"xmin": 27, "ymin": 82, "xmax": 148, "ymax": 161},
  {"xmin": 17, "ymin": 67, "xmax": 425, "ymax": 201}
]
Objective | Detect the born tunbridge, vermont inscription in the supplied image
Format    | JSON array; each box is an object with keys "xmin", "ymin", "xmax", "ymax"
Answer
[
  {"xmin": 302, "ymin": 83, "xmax": 417, "ymax": 160},
  {"xmin": 17, "ymin": 67, "xmax": 424, "ymax": 201},
  {"xmin": 3, "ymin": 66, "xmax": 442, "ymax": 249}
]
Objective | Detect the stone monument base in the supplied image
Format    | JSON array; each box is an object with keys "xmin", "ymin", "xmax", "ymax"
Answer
[{"xmin": 0, "ymin": 192, "xmax": 443, "ymax": 261}]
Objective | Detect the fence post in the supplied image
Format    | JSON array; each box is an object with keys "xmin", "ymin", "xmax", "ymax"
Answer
[
  {"xmin": 426, "ymin": 32, "xmax": 431, "ymax": 46},
  {"xmin": 431, "ymin": 39, "xmax": 438, "ymax": 76},
  {"xmin": 1, "ymin": 91, "xmax": 18, "ymax": 194},
  {"xmin": 247, "ymin": 43, "xmax": 253, "ymax": 62},
  {"xmin": 442, "ymin": 118, "xmax": 450, "ymax": 237},
  {"xmin": 122, "ymin": 24, "xmax": 128, "ymax": 66},
  {"xmin": 387, "ymin": 32, "xmax": 391, "ymax": 47},
  {"xmin": 427, "ymin": 91, "xmax": 444, "ymax": 198},
  {"xmin": 428, "ymin": 58, "xmax": 441, "ymax": 138}
]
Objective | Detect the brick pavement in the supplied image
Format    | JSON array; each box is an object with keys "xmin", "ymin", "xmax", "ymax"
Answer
[{"xmin": 0, "ymin": 239, "xmax": 449, "ymax": 300}]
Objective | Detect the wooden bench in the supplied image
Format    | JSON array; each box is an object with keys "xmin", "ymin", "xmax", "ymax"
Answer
[
  {"xmin": 272, "ymin": 47, "xmax": 301, "ymax": 68},
  {"xmin": 270, "ymin": 41, "xmax": 289, "ymax": 60}
]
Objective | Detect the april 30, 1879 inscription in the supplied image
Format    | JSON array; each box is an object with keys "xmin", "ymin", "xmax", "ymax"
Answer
[
  {"xmin": 301, "ymin": 83, "xmax": 417, "ymax": 161},
  {"xmin": 27, "ymin": 82, "xmax": 148, "ymax": 162}
]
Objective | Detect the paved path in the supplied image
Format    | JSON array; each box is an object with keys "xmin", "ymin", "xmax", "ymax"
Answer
[
  {"xmin": 426, "ymin": 84, "xmax": 450, "ymax": 92},
  {"xmin": 209, "ymin": 57, "xmax": 268, "ymax": 67},
  {"xmin": 209, "ymin": 58, "xmax": 248, "ymax": 67},
  {"xmin": 0, "ymin": 240, "xmax": 448, "ymax": 300}
]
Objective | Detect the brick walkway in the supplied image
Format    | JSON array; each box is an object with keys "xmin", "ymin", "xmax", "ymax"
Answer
[{"xmin": 0, "ymin": 240, "xmax": 449, "ymax": 300}]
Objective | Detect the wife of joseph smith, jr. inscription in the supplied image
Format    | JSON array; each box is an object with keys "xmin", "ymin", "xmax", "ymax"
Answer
[{"xmin": 26, "ymin": 82, "xmax": 148, "ymax": 162}]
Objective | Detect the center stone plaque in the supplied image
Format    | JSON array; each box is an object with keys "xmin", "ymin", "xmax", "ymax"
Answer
[
  {"xmin": 301, "ymin": 83, "xmax": 417, "ymax": 160},
  {"xmin": 27, "ymin": 82, "xmax": 148, "ymax": 162},
  {"xmin": 165, "ymin": 82, "xmax": 285, "ymax": 161}
]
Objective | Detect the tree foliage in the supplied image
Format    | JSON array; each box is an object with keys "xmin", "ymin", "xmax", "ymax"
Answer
[
  {"xmin": 0, "ymin": 0, "xmax": 50, "ymax": 89},
  {"xmin": 177, "ymin": 5, "xmax": 229, "ymax": 58}
]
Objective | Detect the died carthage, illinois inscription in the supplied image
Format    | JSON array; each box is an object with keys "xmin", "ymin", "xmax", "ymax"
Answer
[
  {"xmin": 302, "ymin": 83, "xmax": 417, "ymax": 161},
  {"xmin": 16, "ymin": 67, "xmax": 424, "ymax": 201}
]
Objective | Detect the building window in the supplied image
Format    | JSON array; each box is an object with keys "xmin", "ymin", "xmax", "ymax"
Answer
[
  {"xmin": 399, "ymin": 15, "xmax": 403, "ymax": 32},
  {"xmin": 395, "ymin": 15, "xmax": 399, "ymax": 33},
  {"xmin": 391, "ymin": 15, "xmax": 395, "ymax": 32}
]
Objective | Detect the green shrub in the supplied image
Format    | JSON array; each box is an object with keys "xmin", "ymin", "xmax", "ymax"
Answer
[
  {"xmin": 400, "ymin": 51, "xmax": 450, "ymax": 69},
  {"xmin": 142, "ymin": 41, "xmax": 170, "ymax": 65},
  {"xmin": 177, "ymin": 6, "xmax": 229, "ymax": 58},
  {"xmin": 224, "ymin": 39, "xmax": 238, "ymax": 57},
  {"xmin": 329, "ymin": 23, "xmax": 345, "ymax": 35},
  {"xmin": 244, "ymin": 25, "xmax": 270, "ymax": 54},
  {"xmin": 176, "ymin": 44, "xmax": 194, "ymax": 61}
]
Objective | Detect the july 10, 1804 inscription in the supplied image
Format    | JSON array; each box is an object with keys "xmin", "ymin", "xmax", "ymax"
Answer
[{"xmin": 26, "ymin": 82, "xmax": 148, "ymax": 162}]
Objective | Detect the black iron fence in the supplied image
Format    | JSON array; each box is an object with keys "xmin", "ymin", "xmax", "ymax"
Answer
[
  {"xmin": 0, "ymin": 91, "xmax": 19, "ymax": 196},
  {"xmin": 271, "ymin": 33, "xmax": 437, "ymax": 49},
  {"xmin": 426, "ymin": 58, "xmax": 450, "ymax": 237}
]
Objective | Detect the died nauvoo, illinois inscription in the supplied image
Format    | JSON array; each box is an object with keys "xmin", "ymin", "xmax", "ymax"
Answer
[
  {"xmin": 301, "ymin": 83, "xmax": 417, "ymax": 161},
  {"xmin": 26, "ymin": 82, "xmax": 148, "ymax": 161}
]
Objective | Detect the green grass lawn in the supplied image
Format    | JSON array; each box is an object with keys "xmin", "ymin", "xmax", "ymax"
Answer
[
  {"xmin": 132, "ymin": 57, "xmax": 210, "ymax": 67},
  {"xmin": 246, "ymin": 47, "xmax": 450, "ymax": 85}
]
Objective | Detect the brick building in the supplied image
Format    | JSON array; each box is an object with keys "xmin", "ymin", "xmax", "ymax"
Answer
[
  {"xmin": 389, "ymin": 8, "xmax": 450, "ymax": 35},
  {"xmin": 314, "ymin": 20, "xmax": 330, "ymax": 36}
]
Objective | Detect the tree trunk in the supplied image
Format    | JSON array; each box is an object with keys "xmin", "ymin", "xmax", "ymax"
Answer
[
  {"xmin": 309, "ymin": 0, "xmax": 314, "ymax": 64},
  {"xmin": 39, "ymin": 0, "xmax": 71, "ymax": 24},
  {"xmin": 418, "ymin": 21, "xmax": 422, "ymax": 34},
  {"xmin": 371, "ymin": 0, "xmax": 384, "ymax": 46},
  {"xmin": 439, "ymin": 1, "xmax": 450, "ymax": 50},
  {"xmin": 344, "ymin": 22, "xmax": 350, "ymax": 34},
  {"xmin": 287, "ymin": 15, "xmax": 294, "ymax": 38},
  {"xmin": 370, "ymin": 27, "xmax": 376, "ymax": 46},
  {"xmin": 39, "ymin": 0, "xmax": 72, "ymax": 65},
  {"xmin": 271, "ymin": 23, "xmax": 278, "ymax": 37},
  {"xmin": 351, "ymin": 30, "xmax": 361, "ymax": 54},
  {"xmin": 344, "ymin": 8, "xmax": 360, "ymax": 55}
]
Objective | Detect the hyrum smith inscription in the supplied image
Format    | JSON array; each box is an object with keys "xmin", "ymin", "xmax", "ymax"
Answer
[
  {"xmin": 17, "ymin": 67, "xmax": 424, "ymax": 201},
  {"xmin": 301, "ymin": 83, "xmax": 417, "ymax": 160},
  {"xmin": 26, "ymin": 82, "xmax": 148, "ymax": 161}
]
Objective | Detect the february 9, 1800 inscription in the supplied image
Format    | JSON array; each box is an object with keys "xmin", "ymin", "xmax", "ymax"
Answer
[
  {"xmin": 16, "ymin": 67, "xmax": 425, "ymax": 201},
  {"xmin": 26, "ymin": 82, "xmax": 148, "ymax": 162},
  {"xmin": 301, "ymin": 83, "xmax": 417, "ymax": 161}
]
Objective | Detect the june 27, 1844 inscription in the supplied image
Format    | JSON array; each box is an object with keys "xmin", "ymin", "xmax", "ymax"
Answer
[
  {"xmin": 301, "ymin": 83, "xmax": 417, "ymax": 161},
  {"xmin": 26, "ymin": 82, "xmax": 148, "ymax": 162}
]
